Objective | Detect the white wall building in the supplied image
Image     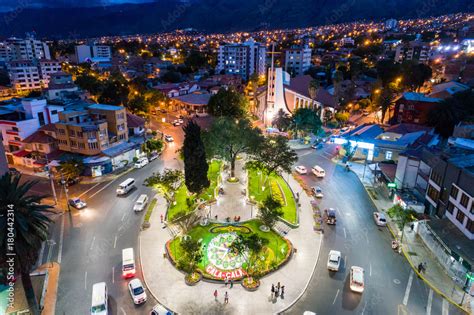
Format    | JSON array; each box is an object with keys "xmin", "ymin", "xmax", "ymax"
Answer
[
  {"xmin": 75, "ymin": 44, "xmax": 112, "ymax": 63},
  {"xmin": 0, "ymin": 36, "xmax": 51, "ymax": 62},
  {"xmin": 282, "ymin": 46, "xmax": 312, "ymax": 76},
  {"xmin": 216, "ymin": 38, "xmax": 266, "ymax": 81},
  {"xmin": 7, "ymin": 59, "xmax": 61, "ymax": 92}
]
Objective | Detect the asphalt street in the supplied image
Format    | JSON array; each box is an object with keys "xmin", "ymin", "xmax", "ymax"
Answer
[{"xmin": 285, "ymin": 145, "xmax": 464, "ymax": 315}]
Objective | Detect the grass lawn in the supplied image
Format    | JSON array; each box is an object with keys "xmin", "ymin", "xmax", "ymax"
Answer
[
  {"xmin": 168, "ymin": 219, "xmax": 290, "ymax": 278},
  {"xmin": 247, "ymin": 168, "xmax": 297, "ymax": 225},
  {"xmin": 167, "ymin": 160, "xmax": 222, "ymax": 221}
]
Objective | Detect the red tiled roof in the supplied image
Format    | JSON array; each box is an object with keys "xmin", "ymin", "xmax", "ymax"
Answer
[
  {"xmin": 23, "ymin": 131, "xmax": 56, "ymax": 144},
  {"xmin": 39, "ymin": 124, "xmax": 56, "ymax": 132},
  {"xmin": 384, "ymin": 123, "xmax": 433, "ymax": 135},
  {"xmin": 126, "ymin": 112, "xmax": 146, "ymax": 128},
  {"xmin": 285, "ymin": 75, "xmax": 338, "ymax": 108}
]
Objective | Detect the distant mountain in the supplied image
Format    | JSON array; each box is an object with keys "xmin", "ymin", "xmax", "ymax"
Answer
[{"xmin": 0, "ymin": 0, "xmax": 472, "ymax": 38}]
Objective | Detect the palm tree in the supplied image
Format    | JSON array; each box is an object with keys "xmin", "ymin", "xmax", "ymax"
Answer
[
  {"xmin": 427, "ymin": 100, "xmax": 459, "ymax": 140},
  {"xmin": 376, "ymin": 88, "xmax": 395, "ymax": 124},
  {"xmin": 271, "ymin": 109, "xmax": 292, "ymax": 131},
  {"xmin": 0, "ymin": 173, "xmax": 55, "ymax": 315},
  {"xmin": 308, "ymin": 78, "xmax": 320, "ymax": 103}
]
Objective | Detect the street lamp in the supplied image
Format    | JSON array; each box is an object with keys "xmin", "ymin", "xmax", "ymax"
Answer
[{"xmin": 250, "ymin": 195, "xmax": 255, "ymax": 218}]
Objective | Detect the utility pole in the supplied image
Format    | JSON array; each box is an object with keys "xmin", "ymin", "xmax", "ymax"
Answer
[
  {"xmin": 60, "ymin": 172, "xmax": 71, "ymax": 212},
  {"xmin": 45, "ymin": 157, "xmax": 57, "ymax": 205}
]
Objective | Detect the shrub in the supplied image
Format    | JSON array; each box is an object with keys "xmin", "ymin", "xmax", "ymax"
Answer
[{"xmin": 270, "ymin": 180, "xmax": 285, "ymax": 206}]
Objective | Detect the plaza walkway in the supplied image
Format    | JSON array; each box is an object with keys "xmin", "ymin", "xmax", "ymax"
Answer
[{"xmin": 140, "ymin": 159, "xmax": 323, "ymax": 314}]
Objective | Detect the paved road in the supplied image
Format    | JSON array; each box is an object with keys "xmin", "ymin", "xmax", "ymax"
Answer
[
  {"xmin": 285, "ymin": 145, "xmax": 463, "ymax": 315},
  {"xmin": 36, "ymin": 116, "xmax": 186, "ymax": 315}
]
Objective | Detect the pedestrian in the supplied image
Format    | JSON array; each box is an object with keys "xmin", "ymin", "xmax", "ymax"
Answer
[
  {"xmin": 230, "ymin": 279, "xmax": 234, "ymax": 289},
  {"xmin": 277, "ymin": 282, "xmax": 281, "ymax": 291},
  {"xmin": 213, "ymin": 289, "xmax": 218, "ymax": 301},
  {"xmin": 224, "ymin": 291, "xmax": 229, "ymax": 304},
  {"xmin": 224, "ymin": 276, "xmax": 228, "ymax": 287},
  {"xmin": 410, "ymin": 223, "xmax": 414, "ymax": 231},
  {"xmin": 281, "ymin": 285, "xmax": 285, "ymax": 298},
  {"xmin": 215, "ymin": 215, "xmax": 218, "ymax": 220},
  {"xmin": 417, "ymin": 263, "xmax": 423, "ymax": 273},
  {"xmin": 423, "ymin": 262, "xmax": 427, "ymax": 272},
  {"xmin": 160, "ymin": 214, "xmax": 164, "ymax": 223},
  {"xmin": 271, "ymin": 284, "xmax": 275, "ymax": 299}
]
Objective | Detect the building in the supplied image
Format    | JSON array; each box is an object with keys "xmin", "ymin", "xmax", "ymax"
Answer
[
  {"xmin": 75, "ymin": 44, "xmax": 112, "ymax": 63},
  {"xmin": 340, "ymin": 37, "xmax": 355, "ymax": 46},
  {"xmin": 393, "ymin": 92, "xmax": 442, "ymax": 125},
  {"xmin": 7, "ymin": 59, "xmax": 61, "ymax": 92},
  {"xmin": 427, "ymin": 81, "xmax": 470, "ymax": 99},
  {"xmin": 0, "ymin": 35, "xmax": 51, "ymax": 62},
  {"xmin": 54, "ymin": 104, "xmax": 127, "ymax": 156},
  {"xmin": 0, "ymin": 133, "xmax": 8, "ymax": 176},
  {"xmin": 45, "ymin": 72, "xmax": 81, "ymax": 101},
  {"xmin": 385, "ymin": 19, "xmax": 398, "ymax": 30},
  {"xmin": 395, "ymin": 42, "xmax": 430, "ymax": 63},
  {"xmin": 216, "ymin": 38, "xmax": 266, "ymax": 81},
  {"xmin": 172, "ymin": 92, "xmax": 212, "ymax": 114},
  {"xmin": 262, "ymin": 68, "xmax": 337, "ymax": 126},
  {"xmin": 281, "ymin": 46, "xmax": 312, "ymax": 76},
  {"xmin": 153, "ymin": 82, "xmax": 200, "ymax": 98}
]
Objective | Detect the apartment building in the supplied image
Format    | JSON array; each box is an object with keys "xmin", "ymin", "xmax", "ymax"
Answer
[
  {"xmin": 7, "ymin": 59, "xmax": 61, "ymax": 92},
  {"xmin": 216, "ymin": 38, "xmax": 266, "ymax": 81},
  {"xmin": 0, "ymin": 36, "xmax": 51, "ymax": 62},
  {"xmin": 55, "ymin": 104, "xmax": 127, "ymax": 156},
  {"xmin": 395, "ymin": 42, "xmax": 430, "ymax": 63},
  {"xmin": 0, "ymin": 133, "xmax": 8, "ymax": 176},
  {"xmin": 281, "ymin": 46, "xmax": 312, "ymax": 76},
  {"xmin": 75, "ymin": 44, "xmax": 112, "ymax": 63}
]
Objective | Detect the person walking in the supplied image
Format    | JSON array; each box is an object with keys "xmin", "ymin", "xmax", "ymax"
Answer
[
  {"xmin": 160, "ymin": 214, "xmax": 164, "ymax": 223},
  {"xmin": 224, "ymin": 276, "xmax": 228, "ymax": 287},
  {"xmin": 277, "ymin": 282, "xmax": 281, "ymax": 291},
  {"xmin": 213, "ymin": 289, "xmax": 218, "ymax": 301},
  {"xmin": 271, "ymin": 284, "xmax": 275, "ymax": 299},
  {"xmin": 281, "ymin": 285, "xmax": 285, "ymax": 298},
  {"xmin": 224, "ymin": 291, "xmax": 229, "ymax": 304},
  {"xmin": 230, "ymin": 279, "xmax": 234, "ymax": 289}
]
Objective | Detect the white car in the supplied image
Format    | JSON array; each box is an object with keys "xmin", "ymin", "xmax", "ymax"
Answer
[
  {"xmin": 134, "ymin": 157, "xmax": 149, "ymax": 169},
  {"xmin": 128, "ymin": 278, "xmax": 147, "ymax": 304},
  {"xmin": 172, "ymin": 120, "xmax": 180, "ymax": 126},
  {"xmin": 350, "ymin": 266, "xmax": 365, "ymax": 293},
  {"xmin": 312, "ymin": 186, "xmax": 324, "ymax": 198},
  {"xmin": 178, "ymin": 118, "xmax": 184, "ymax": 124},
  {"xmin": 373, "ymin": 212, "xmax": 387, "ymax": 226},
  {"xmin": 151, "ymin": 304, "xmax": 174, "ymax": 315},
  {"xmin": 295, "ymin": 165, "xmax": 307, "ymax": 175},
  {"xmin": 68, "ymin": 197, "xmax": 87, "ymax": 209},
  {"xmin": 327, "ymin": 250, "xmax": 341, "ymax": 272},
  {"xmin": 164, "ymin": 135, "xmax": 174, "ymax": 142}
]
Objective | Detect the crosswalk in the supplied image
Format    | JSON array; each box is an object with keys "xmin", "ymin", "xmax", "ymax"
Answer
[{"xmin": 273, "ymin": 220, "xmax": 292, "ymax": 236}]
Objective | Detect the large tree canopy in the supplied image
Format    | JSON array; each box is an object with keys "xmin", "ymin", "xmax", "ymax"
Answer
[
  {"xmin": 203, "ymin": 117, "xmax": 263, "ymax": 178},
  {"xmin": 207, "ymin": 88, "xmax": 249, "ymax": 119},
  {"xmin": 183, "ymin": 120, "xmax": 210, "ymax": 194},
  {"xmin": 292, "ymin": 107, "xmax": 322, "ymax": 136}
]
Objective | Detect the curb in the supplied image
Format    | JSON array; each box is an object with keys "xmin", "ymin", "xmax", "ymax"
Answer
[
  {"xmin": 276, "ymin": 231, "xmax": 323, "ymax": 314},
  {"xmin": 350, "ymin": 166, "xmax": 470, "ymax": 315}
]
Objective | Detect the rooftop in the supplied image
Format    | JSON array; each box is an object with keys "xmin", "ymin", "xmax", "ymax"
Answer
[
  {"xmin": 173, "ymin": 92, "xmax": 211, "ymax": 106},
  {"xmin": 402, "ymin": 92, "xmax": 442, "ymax": 103},
  {"xmin": 23, "ymin": 131, "xmax": 55, "ymax": 144},
  {"xmin": 88, "ymin": 104, "xmax": 124, "ymax": 111},
  {"xmin": 126, "ymin": 112, "xmax": 146, "ymax": 128}
]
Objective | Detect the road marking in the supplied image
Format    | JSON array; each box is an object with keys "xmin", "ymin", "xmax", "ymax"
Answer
[
  {"xmin": 88, "ymin": 177, "xmax": 122, "ymax": 200},
  {"xmin": 120, "ymin": 307, "xmax": 127, "ymax": 315},
  {"xmin": 403, "ymin": 270, "xmax": 414, "ymax": 306},
  {"xmin": 89, "ymin": 236, "xmax": 96, "ymax": 251},
  {"xmin": 343, "ymin": 228, "xmax": 347, "ymax": 238},
  {"xmin": 121, "ymin": 212, "xmax": 126, "ymax": 222},
  {"xmin": 361, "ymin": 301, "xmax": 368, "ymax": 314},
  {"xmin": 112, "ymin": 266, "xmax": 115, "ymax": 284},
  {"xmin": 84, "ymin": 271, "xmax": 88, "ymax": 290},
  {"xmin": 332, "ymin": 289, "xmax": 340, "ymax": 305},
  {"xmin": 78, "ymin": 182, "xmax": 102, "ymax": 199},
  {"xmin": 344, "ymin": 256, "xmax": 347, "ymax": 267},
  {"xmin": 369, "ymin": 263, "xmax": 372, "ymax": 276},
  {"xmin": 426, "ymin": 289, "xmax": 433, "ymax": 315},
  {"xmin": 114, "ymin": 235, "xmax": 118, "ymax": 248},
  {"xmin": 442, "ymin": 298, "xmax": 449, "ymax": 315},
  {"xmin": 57, "ymin": 214, "xmax": 65, "ymax": 264}
]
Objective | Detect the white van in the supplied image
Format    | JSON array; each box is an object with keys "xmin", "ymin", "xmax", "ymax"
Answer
[
  {"xmin": 312, "ymin": 165, "xmax": 326, "ymax": 178},
  {"xmin": 122, "ymin": 248, "xmax": 136, "ymax": 278},
  {"xmin": 90, "ymin": 282, "xmax": 107, "ymax": 315},
  {"xmin": 134, "ymin": 157, "xmax": 149, "ymax": 169},
  {"xmin": 117, "ymin": 178, "xmax": 135, "ymax": 196},
  {"xmin": 133, "ymin": 194, "xmax": 149, "ymax": 212}
]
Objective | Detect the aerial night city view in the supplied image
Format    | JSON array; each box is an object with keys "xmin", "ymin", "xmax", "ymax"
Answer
[{"xmin": 0, "ymin": 1, "xmax": 474, "ymax": 315}]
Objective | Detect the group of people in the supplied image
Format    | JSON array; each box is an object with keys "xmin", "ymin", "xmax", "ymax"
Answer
[
  {"xmin": 213, "ymin": 290, "xmax": 229, "ymax": 304},
  {"xmin": 417, "ymin": 262, "xmax": 427, "ymax": 274},
  {"xmin": 270, "ymin": 282, "xmax": 285, "ymax": 299}
]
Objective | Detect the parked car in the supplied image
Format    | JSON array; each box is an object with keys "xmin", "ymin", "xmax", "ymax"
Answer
[
  {"xmin": 327, "ymin": 250, "xmax": 342, "ymax": 271},
  {"xmin": 172, "ymin": 120, "xmax": 180, "ymax": 126},
  {"xmin": 312, "ymin": 186, "xmax": 324, "ymax": 198},
  {"xmin": 58, "ymin": 177, "xmax": 81, "ymax": 187},
  {"xmin": 362, "ymin": 110, "xmax": 370, "ymax": 116},
  {"xmin": 69, "ymin": 197, "xmax": 87, "ymax": 209},
  {"xmin": 178, "ymin": 118, "xmax": 184, "ymax": 124},
  {"xmin": 133, "ymin": 194, "xmax": 149, "ymax": 212},
  {"xmin": 325, "ymin": 208, "xmax": 336, "ymax": 225},
  {"xmin": 350, "ymin": 266, "xmax": 365, "ymax": 293},
  {"xmin": 373, "ymin": 212, "xmax": 387, "ymax": 226},
  {"xmin": 151, "ymin": 304, "xmax": 174, "ymax": 315},
  {"xmin": 295, "ymin": 165, "xmax": 307, "ymax": 175},
  {"xmin": 134, "ymin": 157, "xmax": 149, "ymax": 169},
  {"xmin": 128, "ymin": 278, "xmax": 147, "ymax": 304},
  {"xmin": 311, "ymin": 142, "xmax": 323, "ymax": 149},
  {"xmin": 148, "ymin": 152, "xmax": 159, "ymax": 161},
  {"xmin": 164, "ymin": 135, "xmax": 174, "ymax": 142}
]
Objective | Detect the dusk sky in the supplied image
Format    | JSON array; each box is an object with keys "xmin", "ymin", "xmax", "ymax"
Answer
[{"xmin": 0, "ymin": 0, "xmax": 157, "ymax": 12}]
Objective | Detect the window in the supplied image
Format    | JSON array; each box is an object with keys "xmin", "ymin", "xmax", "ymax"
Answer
[
  {"xmin": 37, "ymin": 112, "xmax": 45, "ymax": 126},
  {"xmin": 456, "ymin": 210, "xmax": 465, "ymax": 224},
  {"xmin": 430, "ymin": 171, "xmax": 443, "ymax": 186},
  {"xmin": 70, "ymin": 140, "xmax": 77, "ymax": 147},
  {"xmin": 450, "ymin": 185, "xmax": 459, "ymax": 199},
  {"xmin": 427, "ymin": 184, "xmax": 439, "ymax": 203},
  {"xmin": 70, "ymin": 130, "xmax": 75, "ymax": 137},
  {"xmin": 447, "ymin": 201, "xmax": 455, "ymax": 214},
  {"xmin": 467, "ymin": 219, "xmax": 474, "ymax": 233},
  {"xmin": 14, "ymin": 137, "xmax": 21, "ymax": 141},
  {"xmin": 78, "ymin": 143, "xmax": 85, "ymax": 149},
  {"xmin": 77, "ymin": 131, "xmax": 83, "ymax": 138},
  {"xmin": 58, "ymin": 128, "xmax": 65, "ymax": 135},
  {"xmin": 385, "ymin": 151, "xmax": 393, "ymax": 160},
  {"xmin": 460, "ymin": 193, "xmax": 469, "ymax": 208},
  {"xmin": 38, "ymin": 144, "xmax": 44, "ymax": 151},
  {"xmin": 51, "ymin": 110, "xmax": 58, "ymax": 115},
  {"xmin": 12, "ymin": 127, "xmax": 19, "ymax": 132}
]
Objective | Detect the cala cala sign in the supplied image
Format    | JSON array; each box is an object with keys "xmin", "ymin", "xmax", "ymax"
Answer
[{"xmin": 206, "ymin": 265, "xmax": 245, "ymax": 280}]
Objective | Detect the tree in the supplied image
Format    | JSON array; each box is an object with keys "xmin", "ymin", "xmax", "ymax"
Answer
[
  {"xmin": 207, "ymin": 88, "xmax": 249, "ymax": 119},
  {"xmin": 175, "ymin": 211, "xmax": 201, "ymax": 235},
  {"xmin": 185, "ymin": 50, "xmax": 208, "ymax": 72},
  {"xmin": 0, "ymin": 174, "xmax": 55, "ymax": 315},
  {"xmin": 308, "ymin": 78, "xmax": 320, "ymax": 101},
  {"xmin": 292, "ymin": 108, "xmax": 322, "ymax": 137},
  {"xmin": 178, "ymin": 237, "xmax": 203, "ymax": 275},
  {"xmin": 0, "ymin": 69, "xmax": 11, "ymax": 86},
  {"xmin": 58, "ymin": 159, "xmax": 84, "ymax": 181},
  {"xmin": 75, "ymin": 74, "xmax": 102, "ymax": 95},
  {"xmin": 161, "ymin": 71, "xmax": 182, "ymax": 83},
  {"xmin": 334, "ymin": 112, "xmax": 350, "ymax": 124},
  {"xmin": 333, "ymin": 70, "xmax": 344, "ymax": 105},
  {"xmin": 387, "ymin": 204, "xmax": 417, "ymax": 242},
  {"xmin": 375, "ymin": 88, "xmax": 395, "ymax": 124},
  {"xmin": 230, "ymin": 233, "xmax": 268, "ymax": 283},
  {"xmin": 142, "ymin": 139, "xmax": 163, "ymax": 154},
  {"xmin": 376, "ymin": 60, "xmax": 401, "ymax": 88},
  {"xmin": 271, "ymin": 109, "xmax": 292, "ymax": 131},
  {"xmin": 98, "ymin": 79, "xmax": 129, "ymax": 105},
  {"xmin": 127, "ymin": 95, "xmax": 148, "ymax": 115},
  {"xmin": 401, "ymin": 61, "xmax": 432, "ymax": 92},
  {"xmin": 183, "ymin": 120, "xmax": 210, "ymax": 194},
  {"xmin": 246, "ymin": 136, "xmax": 297, "ymax": 184},
  {"xmin": 258, "ymin": 196, "xmax": 283, "ymax": 228},
  {"xmin": 145, "ymin": 169, "xmax": 183, "ymax": 202},
  {"xmin": 203, "ymin": 117, "xmax": 263, "ymax": 178}
]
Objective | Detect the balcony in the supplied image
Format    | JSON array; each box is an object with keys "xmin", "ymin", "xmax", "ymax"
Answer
[{"xmin": 87, "ymin": 138, "xmax": 98, "ymax": 143}]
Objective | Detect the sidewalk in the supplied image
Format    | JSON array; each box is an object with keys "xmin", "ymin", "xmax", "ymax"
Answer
[
  {"xmin": 348, "ymin": 160, "xmax": 472, "ymax": 314},
  {"xmin": 37, "ymin": 262, "xmax": 60, "ymax": 315},
  {"xmin": 140, "ymin": 166, "xmax": 322, "ymax": 314}
]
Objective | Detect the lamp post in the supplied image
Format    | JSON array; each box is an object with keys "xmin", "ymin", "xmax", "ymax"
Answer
[
  {"xmin": 250, "ymin": 195, "xmax": 254, "ymax": 218},
  {"xmin": 60, "ymin": 172, "xmax": 71, "ymax": 212}
]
